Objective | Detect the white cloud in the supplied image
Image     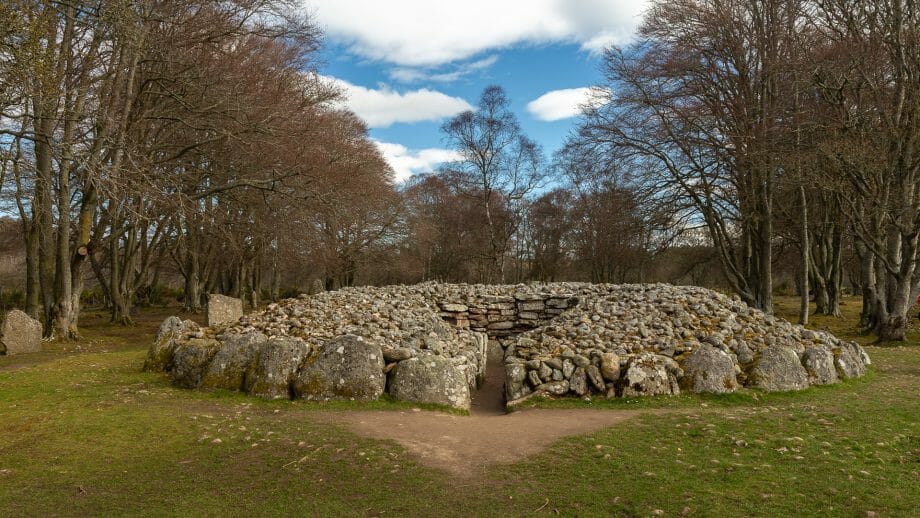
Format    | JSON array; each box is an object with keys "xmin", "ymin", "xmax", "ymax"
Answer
[
  {"xmin": 389, "ymin": 55, "xmax": 499, "ymax": 84},
  {"xmin": 307, "ymin": 0, "xmax": 649, "ymax": 66},
  {"xmin": 526, "ymin": 87, "xmax": 600, "ymax": 121},
  {"xmin": 325, "ymin": 77, "xmax": 472, "ymax": 128},
  {"xmin": 374, "ymin": 141, "xmax": 461, "ymax": 183}
]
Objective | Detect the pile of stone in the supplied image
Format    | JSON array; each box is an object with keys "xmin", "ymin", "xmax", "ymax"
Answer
[
  {"xmin": 147, "ymin": 283, "xmax": 871, "ymax": 410},
  {"xmin": 499, "ymin": 284, "xmax": 870, "ymax": 403},
  {"xmin": 145, "ymin": 286, "xmax": 488, "ymax": 409}
]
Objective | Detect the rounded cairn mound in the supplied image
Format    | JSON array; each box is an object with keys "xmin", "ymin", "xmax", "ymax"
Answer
[{"xmin": 147, "ymin": 282, "xmax": 870, "ymax": 410}]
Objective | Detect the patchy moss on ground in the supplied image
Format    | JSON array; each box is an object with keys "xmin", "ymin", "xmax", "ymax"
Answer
[{"xmin": 0, "ymin": 301, "xmax": 918, "ymax": 516}]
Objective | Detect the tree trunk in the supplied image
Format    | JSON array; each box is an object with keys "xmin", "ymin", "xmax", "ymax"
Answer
[
  {"xmin": 34, "ymin": 106, "xmax": 56, "ymax": 335},
  {"xmin": 51, "ymin": 159, "xmax": 74, "ymax": 339},
  {"xmin": 855, "ymin": 240, "xmax": 878, "ymax": 329},
  {"xmin": 24, "ymin": 221, "xmax": 41, "ymax": 320},
  {"xmin": 250, "ymin": 259, "xmax": 262, "ymax": 308},
  {"xmin": 798, "ymin": 185, "xmax": 809, "ymax": 325}
]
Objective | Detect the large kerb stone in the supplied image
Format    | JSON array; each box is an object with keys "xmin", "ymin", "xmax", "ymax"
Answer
[
  {"xmin": 200, "ymin": 332, "xmax": 267, "ymax": 390},
  {"xmin": 388, "ymin": 352, "xmax": 471, "ymax": 410},
  {"xmin": 244, "ymin": 337, "xmax": 310, "ymax": 399},
  {"xmin": 293, "ymin": 335, "xmax": 385, "ymax": 401},
  {"xmin": 748, "ymin": 346, "xmax": 808, "ymax": 392},
  {"xmin": 679, "ymin": 344, "xmax": 739, "ymax": 394}
]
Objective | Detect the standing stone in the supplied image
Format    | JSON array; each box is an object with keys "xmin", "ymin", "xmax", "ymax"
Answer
[
  {"xmin": 206, "ymin": 294, "xmax": 244, "ymax": 326},
  {"xmin": 0, "ymin": 310, "xmax": 43, "ymax": 355},
  {"xmin": 309, "ymin": 278, "xmax": 326, "ymax": 295},
  {"xmin": 292, "ymin": 335, "xmax": 385, "ymax": 401}
]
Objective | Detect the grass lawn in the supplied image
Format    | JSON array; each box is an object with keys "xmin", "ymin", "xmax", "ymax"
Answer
[{"xmin": 0, "ymin": 299, "xmax": 918, "ymax": 517}]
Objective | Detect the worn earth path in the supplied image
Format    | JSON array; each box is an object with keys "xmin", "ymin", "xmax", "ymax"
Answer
[{"xmin": 323, "ymin": 343, "xmax": 661, "ymax": 478}]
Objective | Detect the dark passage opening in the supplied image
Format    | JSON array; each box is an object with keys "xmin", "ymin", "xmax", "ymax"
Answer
[{"xmin": 470, "ymin": 340, "xmax": 506, "ymax": 415}]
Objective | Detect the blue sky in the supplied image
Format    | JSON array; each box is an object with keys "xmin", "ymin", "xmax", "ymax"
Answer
[{"xmin": 305, "ymin": 0, "xmax": 648, "ymax": 181}]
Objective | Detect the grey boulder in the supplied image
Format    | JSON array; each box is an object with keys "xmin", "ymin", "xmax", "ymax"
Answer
[
  {"xmin": 801, "ymin": 346, "xmax": 839, "ymax": 385},
  {"xmin": 679, "ymin": 344, "xmax": 739, "ymax": 394},
  {"xmin": 0, "ymin": 310, "xmax": 43, "ymax": 355},
  {"xmin": 747, "ymin": 346, "xmax": 809, "ymax": 392},
  {"xmin": 244, "ymin": 337, "xmax": 311, "ymax": 399},
  {"xmin": 200, "ymin": 332, "xmax": 267, "ymax": 390},
  {"xmin": 144, "ymin": 317, "xmax": 198, "ymax": 372},
  {"xmin": 834, "ymin": 342, "xmax": 869, "ymax": 379},
  {"xmin": 292, "ymin": 335, "xmax": 385, "ymax": 401},
  {"xmin": 388, "ymin": 352, "xmax": 471, "ymax": 410},
  {"xmin": 169, "ymin": 338, "xmax": 222, "ymax": 388},
  {"xmin": 619, "ymin": 353, "xmax": 682, "ymax": 397}
]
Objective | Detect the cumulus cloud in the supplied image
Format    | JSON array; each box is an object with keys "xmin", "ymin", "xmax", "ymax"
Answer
[
  {"xmin": 374, "ymin": 141, "xmax": 461, "ymax": 183},
  {"xmin": 325, "ymin": 77, "xmax": 473, "ymax": 128},
  {"xmin": 527, "ymin": 87, "xmax": 602, "ymax": 121},
  {"xmin": 308, "ymin": 0, "xmax": 649, "ymax": 66},
  {"xmin": 389, "ymin": 55, "xmax": 499, "ymax": 84}
]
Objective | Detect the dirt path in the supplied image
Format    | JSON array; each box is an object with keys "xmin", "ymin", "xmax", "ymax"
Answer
[
  {"xmin": 328, "ymin": 407, "xmax": 649, "ymax": 478},
  {"xmin": 469, "ymin": 341, "xmax": 506, "ymax": 415},
  {"xmin": 330, "ymin": 342, "xmax": 655, "ymax": 478}
]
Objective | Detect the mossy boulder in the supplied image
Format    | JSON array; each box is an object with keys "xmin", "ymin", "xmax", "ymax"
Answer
[
  {"xmin": 200, "ymin": 332, "xmax": 267, "ymax": 391},
  {"xmin": 244, "ymin": 337, "xmax": 311, "ymax": 399},
  {"xmin": 679, "ymin": 344, "xmax": 739, "ymax": 394},
  {"xmin": 389, "ymin": 351, "xmax": 471, "ymax": 410},
  {"xmin": 748, "ymin": 346, "xmax": 808, "ymax": 392},
  {"xmin": 144, "ymin": 317, "xmax": 198, "ymax": 372},
  {"xmin": 292, "ymin": 335, "xmax": 385, "ymax": 401},
  {"xmin": 169, "ymin": 338, "xmax": 222, "ymax": 388}
]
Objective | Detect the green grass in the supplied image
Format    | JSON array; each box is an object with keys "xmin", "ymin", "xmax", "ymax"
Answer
[
  {"xmin": 0, "ymin": 301, "xmax": 918, "ymax": 516},
  {"xmin": 772, "ymin": 295, "xmax": 920, "ymax": 346}
]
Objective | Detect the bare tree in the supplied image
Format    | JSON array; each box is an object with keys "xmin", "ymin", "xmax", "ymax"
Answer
[
  {"xmin": 572, "ymin": 0, "xmax": 813, "ymax": 312},
  {"xmin": 441, "ymin": 86, "xmax": 547, "ymax": 283},
  {"xmin": 812, "ymin": 0, "xmax": 920, "ymax": 340}
]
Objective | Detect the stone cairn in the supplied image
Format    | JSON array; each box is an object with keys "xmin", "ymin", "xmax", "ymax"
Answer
[{"xmin": 147, "ymin": 283, "xmax": 871, "ymax": 410}]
